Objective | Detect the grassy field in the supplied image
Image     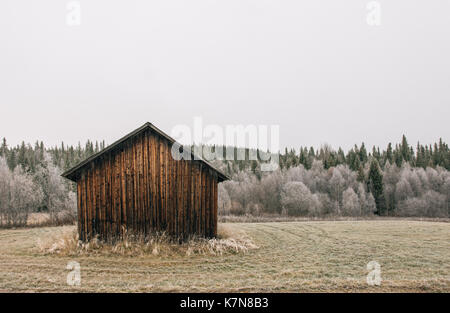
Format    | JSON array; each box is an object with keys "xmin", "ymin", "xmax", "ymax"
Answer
[{"xmin": 0, "ymin": 220, "xmax": 449, "ymax": 292}]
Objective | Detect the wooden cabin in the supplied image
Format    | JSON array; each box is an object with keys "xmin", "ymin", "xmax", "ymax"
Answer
[{"xmin": 62, "ymin": 122, "xmax": 229, "ymax": 241}]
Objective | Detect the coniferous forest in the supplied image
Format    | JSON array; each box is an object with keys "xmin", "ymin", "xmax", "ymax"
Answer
[{"xmin": 0, "ymin": 135, "xmax": 449, "ymax": 227}]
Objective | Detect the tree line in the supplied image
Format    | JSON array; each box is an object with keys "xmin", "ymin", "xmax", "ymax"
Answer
[
  {"xmin": 0, "ymin": 138, "xmax": 105, "ymax": 227},
  {"xmin": 216, "ymin": 135, "xmax": 449, "ymax": 177},
  {"xmin": 212, "ymin": 135, "xmax": 449, "ymax": 218},
  {"xmin": 0, "ymin": 135, "xmax": 448, "ymax": 226}
]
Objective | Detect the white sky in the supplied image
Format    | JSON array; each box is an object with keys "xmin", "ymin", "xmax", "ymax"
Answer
[{"xmin": 1, "ymin": 0, "xmax": 449, "ymax": 151}]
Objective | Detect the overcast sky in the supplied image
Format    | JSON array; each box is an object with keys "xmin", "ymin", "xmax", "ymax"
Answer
[{"xmin": 1, "ymin": 0, "xmax": 449, "ymax": 151}]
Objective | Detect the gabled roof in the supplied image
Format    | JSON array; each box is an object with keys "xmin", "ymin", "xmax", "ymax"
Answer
[{"xmin": 61, "ymin": 122, "xmax": 230, "ymax": 182}]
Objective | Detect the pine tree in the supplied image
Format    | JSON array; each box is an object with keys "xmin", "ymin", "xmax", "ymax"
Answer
[
  {"xmin": 39, "ymin": 141, "xmax": 45, "ymax": 161},
  {"xmin": 0, "ymin": 138, "xmax": 7, "ymax": 157},
  {"xmin": 17, "ymin": 141, "xmax": 27, "ymax": 170},
  {"xmin": 400, "ymin": 135, "xmax": 410, "ymax": 162},
  {"xmin": 7, "ymin": 150, "xmax": 16, "ymax": 170},
  {"xmin": 386, "ymin": 142, "xmax": 393, "ymax": 164},
  {"xmin": 337, "ymin": 147, "xmax": 346, "ymax": 165},
  {"xmin": 367, "ymin": 158, "xmax": 385, "ymax": 215},
  {"xmin": 359, "ymin": 143, "xmax": 368, "ymax": 164},
  {"xmin": 357, "ymin": 165, "xmax": 366, "ymax": 183}
]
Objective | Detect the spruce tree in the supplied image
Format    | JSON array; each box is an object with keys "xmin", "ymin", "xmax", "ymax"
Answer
[
  {"xmin": 0, "ymin": 138, "xmax": 7, "ymax": 157},
  {"xmin": 386, "ymin": 143, "xmax": 393, "ymax": 164},
  {"xmin": 7, "ymin": 150, "xmax": 16, "ymax": 170},
  {"xmin": 357, "ymin": 165, "xmax": 366, "ymax": 183},
  {"xmin": 401, "ymin": 135, "xmax": 410, "ymax": 162},
  {"xmin": 359, "ymin": 143, "xmax": 368, "ymax": 164},
  {"xmin": 367, "ymin": 158, "xmax": 385, "ymax": 215}
]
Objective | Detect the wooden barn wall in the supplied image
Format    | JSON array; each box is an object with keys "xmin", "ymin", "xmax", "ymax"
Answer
[{"xmin": 76, "ymin": 129, "xmax": 219, "ymax": 241}]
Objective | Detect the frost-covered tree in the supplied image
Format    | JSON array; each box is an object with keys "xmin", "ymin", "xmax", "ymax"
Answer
[
  {"xmin": 33, "ymin": 153, "xmax": 76, "ymax": 219},
  {"xmin": 280, "ymin": 182, "xmax": 321, "ymax": 216},
  {"xmin": 357, "ymin": 183, "xmax": 376, "ymax": 215},
  {"xmin": 397, "ymin": 191, "xmax": 447, "ymax": 217},
  {"xmin": 218, "ymin": 184, "xmax": 232, "ymax": 215},
  {"xmin": 342, "ymin": 187, "xmax": 360, "ymax": 216},
  {"xmin": 0, "ymin": 158, "xmax": 43, "ymax": 227}
]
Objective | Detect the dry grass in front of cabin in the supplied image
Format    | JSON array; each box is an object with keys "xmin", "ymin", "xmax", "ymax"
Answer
[
  {"xmin": 36, "ymin": 224, "xmax": 258, "ymax": 257},
  {"xmin": 0, "ymin": 220, "xmax": 449, "ymax": 292}
]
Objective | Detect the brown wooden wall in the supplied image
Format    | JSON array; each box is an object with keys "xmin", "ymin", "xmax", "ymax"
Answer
[{"xmin": 76, "ymin": 129, "xmax": 219, "ymax": 241}]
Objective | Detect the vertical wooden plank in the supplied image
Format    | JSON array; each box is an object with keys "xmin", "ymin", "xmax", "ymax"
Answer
[
  {"xmin": 204, "ymin": 167, "xmax": 207, "ymax": 237},
  {"xmin": 166, "ymin": 142, "xmax": 172, "ymax": 235},
  {"xmin": 180, "ymin": 160, "xmax": 185, "ymax": 239},
  {"xmin": 193, "ymin": 164, "xmax": 199, "ymax": 235},
  {"xmin": 191, "ymin": 164, "xmax": 194, "ymax": 236},
  {"xmin": 147, "ymin": 131, "xmax": 153, "ymax": 233},
  {"xmin": 194, "ymin": 164, "xmax": 199, "ymax": 236},
  {"xmin": 77, "ymin": 181, "xmax": 82, "ymax": 241},
  {"xmin": 114, "ymin": 152, "xmax": 120, "ymax": 237},
  {"xmin": 132, "ymin": 136, "xmax": 137, "ymax": 234},
  {"xmin": 196, "ymin": 164, "xmax": 201, "ymax": 235},
  {"xmin": 88, "ymin": 167, "xmax": 93, "ymax": 239},
  {"xmin": 131, "ymin": 137, "xmax": 136, "ymax": 233},
  {"xmin": 90, "ymin": 165, "xmax": 95, "ymax": 237},
  {"xmin": 205, "ymin": 171, "xmax": 209, "ymax": 238},
  {"xmin": 100, "ymin": 159, "xmax": 106, "ymax": 239},
  {"xmin": 171, "ymin": 150, "xmax": 176, "ymax": 236},
  {"xmin": 187, "ymin": 161, "xmax": 194, "ymax": 235},
  {"xmin": 121, "ymin": 147, "xmax": 127, "ymax": 234},
  {"xmin": 106, "ymin": 154, "xmax": 112, "ymax": 240},
  {"xmin": 137, "ymin": 135, "xmax": 141, "ymax": 233},
  {"xmin": 210, "ymin": 173, "xmax": 215, "ymax": 237},
  {"xmin": 164, "ymin": 140, "xmax": 169, "ymax": 230},
  {"xmin": 87, "ymin": 168, "xmax": 92, "ymax": 240},
  {"xmin": 136, "ymin": 135, "xmax": 141, "ymax": 234},
  {"xmin": 124, "ymin": 141, "xmax": 130, "ymax": 231},
  {"xmin": 91, "ymin": 161, "xmax": 98, "ymax": 236},
  {"xmin": 82, "ymin": 173, "xmax": 88, "ymax": 241},
  {"xmin": 159, "ymin": 139, "xmax": 164, "ymax": 229},
  {"xmin": 155, "ymin": 136, "xmax": 161, "ymax": 230},
  {"xmin": 110, "ymin": 153, "xmax": 115, "ymax": 237},
  {"xmin": 129, "ymin": 140, "xmax": 135, "ymax": 233},
  {"xmin": 94, "ymin": 162, "xmax": 100, "ymax": 237},
  {"xmin": 104, "ymin": 157, "xmax": 109, "ymax": 240},
  {"xmin": 139, "ymin": 133, "xmax": 145, "ymax": 234},
  {"xmin": 143, "ymin": 131, "xmax": 149, "ymax": 235},
  {"xmin": 173, "ymin": 159, "xmax": 178, "ymax": 237},
  {"xmin": 111, "ymin": 153, "xmax": 116, "ymax": 237},
  {"xmin": 210, "ymin": 173, "xmax": 214, "ymax": 237},
  {"xmin": 96, "ymin": 163, "xmax": 101, "ymax": 237},
  {"xmin": 183, "ymin": 160, "xmax": 189, "ymax": 238},
  {"xmin": 118, "ymin": 151, "xmax": 123, "ymax": 237},
  {"xmin": 86, "ymin": 170, "xmax": 90, "ymax": 240},
  {"xmin": 205, "ymin": 170, "xmax": 210, "ymax": 237},
  {"xmin": 213, "ymin": 178, "xmax": 218, "ymax": 237},
  {"xmin": 183, "ymin": 160, "xmax": 188, "ymax": 238},
  {"xmin": 177, "ymin": 160, "xmax": 182, "ymax": 238},
  {"xmin": 200, "ymin": 165, "xmax": 205, "ymax": 237},
  {"xmin": 96, "ymin": 161, "xmax": 101, "ymax": 239},
  {"xmin": 150, "ymin": 132, "xmax": 156, "ymax": 230}
]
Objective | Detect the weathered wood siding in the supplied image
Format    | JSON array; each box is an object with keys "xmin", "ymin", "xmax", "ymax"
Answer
[{"xmin": 76, "ymin": 129, "xmax": 219, "ymax": 241}]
